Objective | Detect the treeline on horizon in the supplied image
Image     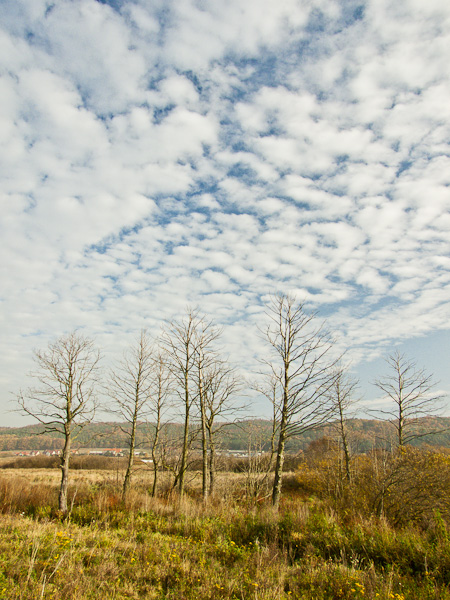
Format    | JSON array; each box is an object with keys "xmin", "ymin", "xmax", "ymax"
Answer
[{"xmin": 2, "ymin": 416, "xmax": 450, "ymax": 453}]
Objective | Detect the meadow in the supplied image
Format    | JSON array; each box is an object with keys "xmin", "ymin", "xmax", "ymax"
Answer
[{"xmin": 1, "ymin": 452, "xmax": 450, "ymax": 600}]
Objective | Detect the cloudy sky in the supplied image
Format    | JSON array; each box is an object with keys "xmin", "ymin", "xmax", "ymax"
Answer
[{"xmin": 1, "ymin": 0, "xmax": 450, "ymax": 426}]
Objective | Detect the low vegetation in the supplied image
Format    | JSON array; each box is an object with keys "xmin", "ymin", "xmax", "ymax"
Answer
[
  {"xmin": 0, "ymin": 455, "xmax": 128, "ymax": 471},
  {"xmin": 1, "ymin": 446, "xmax": 450, "ymax": 599}
]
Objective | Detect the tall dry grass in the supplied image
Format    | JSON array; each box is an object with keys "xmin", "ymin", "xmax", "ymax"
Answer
[{"xmin": 1, "ymin": 451, "xmax": 450, "ymax": 599}]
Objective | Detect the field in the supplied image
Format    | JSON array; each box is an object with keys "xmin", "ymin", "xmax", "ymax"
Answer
[{"xmin": 1, "ymin": 457, "xmax": 450, "ymax": 600}]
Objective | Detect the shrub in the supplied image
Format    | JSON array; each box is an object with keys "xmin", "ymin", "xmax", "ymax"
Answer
[
  {"xmin": 1, "ymin": 455, "xmax": 128, "ymax": 470},
  {"xmin": 1, "ymin": 455, "xmax": 60, "ymax": 469},
  {"xmin": 296, "ymin": 446, "xmax": 450, "ymax": 529}
]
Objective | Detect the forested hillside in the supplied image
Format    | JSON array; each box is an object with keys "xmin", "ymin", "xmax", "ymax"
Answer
[{"xmin": 1, "ymin": 416, "xmax": 449, "ymax": 452}]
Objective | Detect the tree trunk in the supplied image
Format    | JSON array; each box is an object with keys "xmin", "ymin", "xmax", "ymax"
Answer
[
  {"xmin": 199, "ymin": 359, "xmax": 209, "ymax": 501},
  {"xmin": 209, "ymin": 432, "xmax": 216, "ymax": 497},
  {"xmin": 398, "ymin": 391, "xmax": 404, "ymax": 449},
  {"xmin": 59, "ymin": 432, "xmax": 71, "ymax": 513},
  {"xmin": 151, "ymin": 418, "xmax": 161, "ymax": 497},
  {"xmin": 123, "ymin": 415, "xmax": 137, "ymax": 499},
  {"xmin": 342, "ymin": 434, "xmax": 351, "ymax": 484},
  {"xmin": 178, "ymin": 378, "xmax": 190, "ymax": 495},
  {"xmin": 273, "ymin": 361, "xmax": 289, "ymax": 508},
  {"xmin": 151, "ymin": 461, "xmax": 159, "ymax": 497},
  {"xmin": 339, "ymin": 411, "xmax": 351, "ymax": 483},
  {"xmin": 272, "ymin": 424, "xmax": 286, "ymax": 508}
]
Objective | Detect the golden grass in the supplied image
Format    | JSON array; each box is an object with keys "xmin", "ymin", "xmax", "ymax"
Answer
[{"xmin": 1, "ymin": 466, "xmax": 450, "ymax": 599}]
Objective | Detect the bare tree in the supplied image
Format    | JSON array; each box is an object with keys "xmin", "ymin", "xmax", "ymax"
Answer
[
  {"xmin": 202, "ymin": 361, "xmax": 243, "ymax": 496},
  {"xmin": 147, "ymin": 350, "xmax": 171, "ymax": 497},
  {"xmin": 329, "ymin": 367, "xmax": 359, "ymax": 484},
  {"xmin": 17, "ymin": 332, "xmax": 101, "ymax": 513},
  {"xmin": 250, "ymin": 375, "xmax": 282, "ymax": 498},
  {"xmin": 241, "ymin": 419, "xmax": 278, "ymax": 502},
  {"xmin": 374, "ymin": 351, "xmax": 445, "ymax": 449},
  {"xmin": 263, "ymin": 294, "xmax": 339, "ymax": 508},
  {"xmin": 161, "ymin": 308, "xmax": 220, "ymax": 496},
  {"xmin": 197, "ymin": 347, "xmax": 209, "ymax": 501},
  {"xmin": 108, "ymin": 330, "xmax": 155, "ymax": 499}
]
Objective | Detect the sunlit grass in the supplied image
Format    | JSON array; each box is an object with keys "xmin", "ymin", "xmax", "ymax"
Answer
[{"xmin": 1, "ymin": 468, "xmax": 450, "ymax": 599}]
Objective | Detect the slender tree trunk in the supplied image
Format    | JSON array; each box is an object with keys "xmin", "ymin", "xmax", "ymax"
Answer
[
  {"xmin": 178, "ymin": 371, "xmax": 190, "ymax": 495},
  {"xmin": 398, "ymin": 389, "xmax": 404, "ymax": 449},
  {"xmin": 208, "ymin": 429, "xmax": 216, "ymax": 497},
  {"xmin": 198, "ymin": 358, "xmax": 209, "ymax": 501},
  {"xmin": 123, "ymin": 415, "xmax": 137, "ymax": 499},
  {"xmin": 342, "ymin": 433, "xmax": 351, "ymax": 484},
  {"xmin": 272, "ymin": 422, "xmax": 286, "ymax": 507},
  {"xmin": 151, "ymin": 418, "xmax": 161, "ymax": 498},
  {"xmin": 272, "ymin": 361, "xmax": 289, "ymax": 508},
  {"xmin": 209, "ymin": 449, "xmax": 215, "ymax": 497},
  {"xmin": 152, "ymin": 459, "xmax": 159, "ymax": 497},
  {"xmin": 266, "ymin": 398, "xmax": 278, "ymax": 478},
  {"xmin": 59, "ymin": 430, "xmax": 71, "ymax": 513},
  {"xmin": 338, "ymin": 409, "xmax": 351, "ymax": 483},
  {"xmin": 178, "ymin": 418, "xmax": 189, "ymax": 494}
]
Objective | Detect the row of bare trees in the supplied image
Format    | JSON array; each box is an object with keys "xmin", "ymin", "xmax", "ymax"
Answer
[
  {"xmin": 16, "ymin": 294, "xmax": 445, "ymax": 513},
  {"xmin": 17, "ymin": 309, "xmax": 243, "ymax": 511}
]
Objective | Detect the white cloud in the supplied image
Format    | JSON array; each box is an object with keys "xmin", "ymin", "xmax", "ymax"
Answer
[
  {"xmin": 163, "ymin": 0, "xmax": 310, "ymax": 70},
  {"xmin": 42, "ymin": 1, "xmax": 148, "ymax": 113},
  {"xmin": 159, "ymin": 75, "xmax": 199, "ymax": 107},
  {"xmin": 1, "ymin": 0, "xmax": 450, "ymax": 425}
]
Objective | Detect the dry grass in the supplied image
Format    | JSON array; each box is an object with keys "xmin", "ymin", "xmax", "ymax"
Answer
[{"xmin": 1, "ymin": 465, "xmax": 450, "ymax": 599}]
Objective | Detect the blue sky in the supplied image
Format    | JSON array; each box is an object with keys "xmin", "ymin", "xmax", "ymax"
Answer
[{"xmin": 1, "ymin": 0, "xmax": 449, "ymax": 426}]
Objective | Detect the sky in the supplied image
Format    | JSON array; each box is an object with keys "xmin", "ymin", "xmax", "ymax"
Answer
[{"xmin": 1, "ymin": 0, "xmax": 450, "ymax": 427}]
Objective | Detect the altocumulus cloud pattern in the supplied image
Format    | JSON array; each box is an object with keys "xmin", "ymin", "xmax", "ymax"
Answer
[{"xmin": 1, "ymin": 0, "xmax": 449, "ymax": 423}]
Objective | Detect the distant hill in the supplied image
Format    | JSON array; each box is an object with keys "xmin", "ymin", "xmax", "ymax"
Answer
[{"xmin": 1, "ymin": 417, "xmax": 450, "ymax": 452}]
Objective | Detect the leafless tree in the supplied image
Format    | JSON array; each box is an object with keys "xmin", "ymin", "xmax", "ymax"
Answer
[
  {"xmin": 202, "ymin": 361, "xmax": 243, "ymax": 496},
  {"xmin": 197, "ymin": 346, "xmax": 209, "ymax": 501},
  {"xmin": 250, "ymin": 375, "xmax": 281, "ymax": 497},
  {"xmin": 161, "ymin": 308, "xmax": 220, "ymax": 496},
  {"xmin": 241, "ymin": 420, "xmax": 278, "ymax": 502},
  {"xmin": 108, "ymin": 330, "xmax": 155, "ymax": 499},
  {"xmin": 147, "ymin": 349, "xmax": 171, "ymax": 497},
  {"xmin": 263, "ymin": 293, "xmax": 339, "ymax": 508},
  {"xmin": 329, "ymin": 367, "xmax": 359, "ymax": 484},
  {"xmin": 17, "ymin": 332, "xmax": 101, "ymax": 513},
  {"xmin": 373, "ymin": 351, "xmax": 445, "ymax": 449}
]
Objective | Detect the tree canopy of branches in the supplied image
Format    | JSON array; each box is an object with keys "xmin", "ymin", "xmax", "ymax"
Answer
[
  {"xmin": 374, "ymin": 351, "xmax": 445, "ymax": 449},
  {"xmin": 147, "ymin": 349, "xmax": 171, "ymax": 497},
  {"xmin": 263, "ymin": 294, "xmax": 339, "ymax": 507},
  {"xmin": 17, "ymin": 331, "xmax": 101, "ymax": 512},
  {"xmin": 329, "ymin": 366, "xmax": 359, "ymax": 484},
  {"xmin": 108, "ymin": 330, "xmax": 155, "ymax": 499},
  {"xmin": 161, "ymin": 308, "xmax": 221, "ymax": 496},
  {"xmin": 201, "ymin": 360, "xmax": 243, "ymax": 496}
]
